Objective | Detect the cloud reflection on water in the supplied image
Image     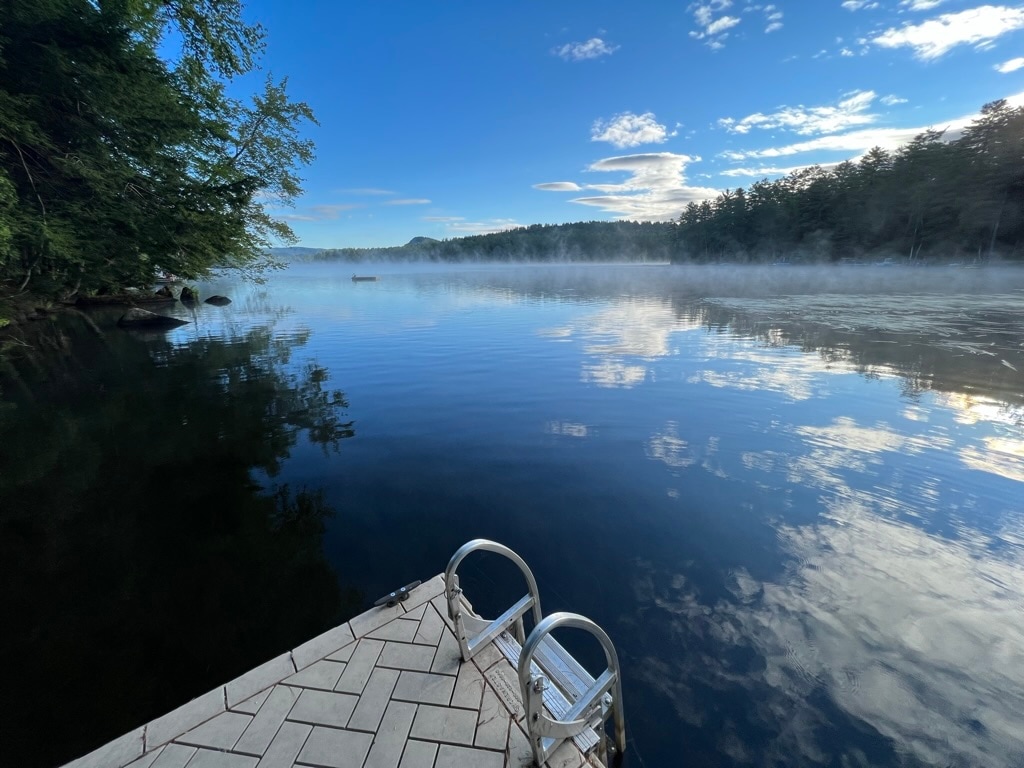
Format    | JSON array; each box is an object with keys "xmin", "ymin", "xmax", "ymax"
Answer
[
  {"xmin": 524, "ymin": 276, "xmax": 1024, "ymax": 763},
  {"xmin": 541, "ymin": 297, "xmax": 703, "ymax": 388},
  {"xmin": 634, "ymin": 413, "xmax": 1024, "ymax": 766}
]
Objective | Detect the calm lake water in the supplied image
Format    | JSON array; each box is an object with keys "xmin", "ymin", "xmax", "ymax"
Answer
[{"xmin": 3, "ymin": 263, "xmax": 1024, "ymax": 767}]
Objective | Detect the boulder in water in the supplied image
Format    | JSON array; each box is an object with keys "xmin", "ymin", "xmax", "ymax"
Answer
[
  {"xmin": 117, "ymin": 307, "xmax": 189, "ymax": 330},
  {"xmin": 180, "ymin": 286, "xmax": 199, "ymax": 303},
  {"xmin": 204, "ymin": 295, "xmax": 231, "ymax": 306}
]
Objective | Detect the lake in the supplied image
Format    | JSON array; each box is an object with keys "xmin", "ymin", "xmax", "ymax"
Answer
[{"xmin": 2, "ymin": 263, "xmax": 1023, "ymax": 768}]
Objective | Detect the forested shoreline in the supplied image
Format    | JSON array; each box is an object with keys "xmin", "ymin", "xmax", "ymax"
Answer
[{"xmin": 676, "ymin": 100, "xmax": 1024, "ymax": 263}]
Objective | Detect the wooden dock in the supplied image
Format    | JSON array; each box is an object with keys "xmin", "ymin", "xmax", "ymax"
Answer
[{"xmin": 62, "ymin": 574, "xmax": 600, "ymax": 768}]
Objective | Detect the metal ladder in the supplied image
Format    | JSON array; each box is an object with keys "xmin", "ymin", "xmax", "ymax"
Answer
[{"xmin": 444, "ymin": 539, "xmax": 626, "ymax": 767}]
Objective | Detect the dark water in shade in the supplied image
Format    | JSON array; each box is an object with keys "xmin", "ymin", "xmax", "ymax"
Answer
[{"xmin": 2, "ymin": 263, "xmax": 1024, "ymax": 768}]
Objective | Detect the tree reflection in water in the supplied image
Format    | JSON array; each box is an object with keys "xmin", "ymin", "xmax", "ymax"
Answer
[{"xmin": 0, "ymin": 313, "xmax": 357, "ymax": 767}]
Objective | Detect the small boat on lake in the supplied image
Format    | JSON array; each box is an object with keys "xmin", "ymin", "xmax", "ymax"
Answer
[{"xmin": 351, "ymin": 274, "xmax": 379, "ymax": 282}]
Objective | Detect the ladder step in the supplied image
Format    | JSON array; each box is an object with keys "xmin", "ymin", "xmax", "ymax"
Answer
[{"xmin": 493, "ymin": 632, "xmax": 600, "ymax": 754}]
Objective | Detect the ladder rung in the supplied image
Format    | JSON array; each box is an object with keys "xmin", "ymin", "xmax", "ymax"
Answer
[{"xmin": 493, "ymin": 632, "xmax": 600, "ymax": 754}]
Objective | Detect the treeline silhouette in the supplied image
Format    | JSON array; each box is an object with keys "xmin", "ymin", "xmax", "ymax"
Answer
[
  {"xmin": 314, "ymin": 220, "xmax": 675, "ymax": 263},
  {"xmin": 677, "ymin": 100, "xmax": 1024, "ymax": 263}
]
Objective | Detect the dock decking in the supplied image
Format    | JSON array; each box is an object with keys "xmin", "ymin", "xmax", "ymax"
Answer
[{"xmin": 63, "ymin": 574, "xmax": 599, "ymax": 768}]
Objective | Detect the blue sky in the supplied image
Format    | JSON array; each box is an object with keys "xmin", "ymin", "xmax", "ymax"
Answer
[{"xmin": 239, "ymin": 0, "xmax": 1024, "ymax": 247}]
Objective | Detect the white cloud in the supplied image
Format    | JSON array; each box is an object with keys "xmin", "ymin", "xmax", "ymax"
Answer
[
  {"xmin": 719, "ymin": 91, "xmax": 1024, "ymax": 160},
  {"xmin": 537, "ymin": 152, "xmax": 718, "ymax": 221},
  {"xmin": 900, "ymin": 0, "xmax": 947, "ymax": 9},
  {"xmin": 719, "ymin": 90, "xmax": 879, "ymax": 136},
  {"xmin": 996, "ymin": 56, "xmax": 1024, "ymax": 73},
  {"xmin": 765, "ymin": 21, "xmax": 783, "ymax": 33},
  {"xmin": 309, "ymin": 204, "xmax": 362, "ymax": 219},
  {"xmin": 274, "ymin": 203, "xmax": 360, "ymax": 222},
  {"xmin": 690, "ymin": 1, "xmax": 742, "ymax": 48},
  {"xmin": 445, "ymin": 218, "xmax": 522, "ymax": 235},
  {"xmin": 591, "ymin": 112, "xmax": 674, "ymax": 149},
  {"xmin": 383, "ymin": 198, "xmax": 431, "ymax": 205},
  {"xmin": 706, "ymin": 15, "xmax": 741, "ymax": 34},
  {"xmin": 720, "ymin": 162, "xmax": 842, "ymax": 177},
  {"xmin": 764, "ymin": 6, "xmax": 783, "ymax": 32},
  {"xmin": 881, "ymin": 94, "xmax": 909, "ymax": 105},
  {"xmin": 334, "ymin": 187, "xmax": 395, "ymax": 196},
  {"xmin": 533, "ymin": 182, "xmax": 583, "ymax": 191},
  {"xmin": 552, "ymin": 37, "xmax": 619, "ymax": 61},
  {"xmin": 873, "ymin": 6, "xmax": 1024, "ymax": 60},
  {"xmin": 722, "ymin": 124, "xmax": 934, "ymax": 160},
  {"xmin": 841, "ymin": 0, "xmax": 879, "ymax": 10}
]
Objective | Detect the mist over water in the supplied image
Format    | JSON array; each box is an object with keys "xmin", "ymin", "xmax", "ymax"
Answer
[{"xmin": 3, "ymin": 262, "xmax": 1024, "ymax": 767}]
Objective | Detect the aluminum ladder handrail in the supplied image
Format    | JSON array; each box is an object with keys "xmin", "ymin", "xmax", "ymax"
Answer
[
  {"xmin": 519, "ymin": 612, "xmax": 626, "ymax": 767},
  {"xmin": 444, "ymin": 538, "xmax": 544, "ymax": 660}
]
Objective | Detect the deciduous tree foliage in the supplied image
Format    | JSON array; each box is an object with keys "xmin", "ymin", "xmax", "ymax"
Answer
[
  {"xmin": 674, "ymin": 100, "xmax": 1024, "ymax": 263},
  {"xmin": 0, "ymin": 0, "xmax": 315, "ymax": 299}
]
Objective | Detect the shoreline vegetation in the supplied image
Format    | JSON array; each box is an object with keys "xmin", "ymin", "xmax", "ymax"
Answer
[{"xmin": 0, "ymin": 0, "xmax": 315, "ymax": 327}]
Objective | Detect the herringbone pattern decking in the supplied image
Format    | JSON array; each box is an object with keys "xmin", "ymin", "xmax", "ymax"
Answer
[{"xmin": 64, "ymin": 576, "xmax": 597, "ymax": 768}]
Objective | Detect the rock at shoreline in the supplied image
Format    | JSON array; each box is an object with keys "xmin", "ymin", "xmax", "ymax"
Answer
[
  {"xmin": 154, "ymin": 285, "xmax": 175, "ymax": 299},
  {"xmin": 204, "ymin": 295, "xmax": 231, "ymax": 306},
  {"xmin": 117, "ymin": 307, "xmax": 189, "ymax": 330},
  {"xmin": 77, "ymin": 292, "xmax": 175, "ymax": 307},
  {"xmin": 180, "ymin": 286, "xmax": 199, "ymax": 303}
]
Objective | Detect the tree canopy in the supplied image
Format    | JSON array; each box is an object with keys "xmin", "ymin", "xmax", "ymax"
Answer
[
  {"xmin": 673, "ymin": 100, "xmax": 1024, "ymax": 263},
  {"xmin": 0, "ymin": 0, "xmax": 315, "ymax": 299}
]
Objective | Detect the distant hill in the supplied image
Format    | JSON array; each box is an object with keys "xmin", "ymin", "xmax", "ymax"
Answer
[
  {"xmin": 266, "ymin": 246, "xmax": 326, "ymax": 261},
  {"xmin": 312, "ymin": 221, "xmax": 676, "ymax": 264}
]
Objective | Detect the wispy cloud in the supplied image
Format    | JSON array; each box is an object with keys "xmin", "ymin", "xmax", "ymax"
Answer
[
  {"xmin": 880, "ymin": 94, "xmax": 909, "ymax": 105},
  {"xmin": 689, "ymin": 1, "xmax": 741, "ymax": 49},
  {"xmin": 310, "ymin": 204, "xmax": 361, "ymax": 219},
  {"xmin": 275, "ymin": 203, "xmax": 361, "ymax": 222},
  {"xmin": 421, "ymin": 216, "xmax": 466, "ymax": 222},
  {"xmin": 900, "ymin": 0, "xmax": 947, "ymax": 10},
  {"xmin": 446, "ymin": 219, "xmax": 522, "ymax": 235},
  {"xmin": 533, "ymin": 182, "xmax": 583, "ymax": 192},
  {"xmin": 536, "ymin": 152, "xmax": 719, "ymax": 221},
  {"xmin": 721, "ymin": 124, "xmax": 937, "ymax": 160},
  {"xmin": 841, "ymin": 0, "xmax": 879, "ymax": 10},
  {"xmin": 552, "ymin": 37, "xmax": 619, "ymax": 61},
  {"xmin": 763, "ymin": 4, "xmax": 784, "ymax": 33},
  {"xmin": 724, "ymin": 90, "xmax": 1024, "ymax": 162},
  {"xmin": 720, "ymin": 162, "xmax": 842, "ymax": 177},
  {"xmin": 383, "ymin": 198, "xmax": 431, "ymax": 205},
  {"xmin": 873, "ymin": 6, "xmax": 1024, "ymax": 60},
  {"xmin": 335, "ymin": 188, "xmax": 395, "ymax": 196},
  {"xmin": 996, "ymin": 56, "xmax": 1024, "ymax": 73},
  {"xmin": 719, "ymin": 91, "xmax": 1024, "ymax": 161},
  {"xmin": 719, "ymin": 90, "xmax": 878, "ymax": 136},
  {"xmin": 592, "ymin": 112, "xmax": 675, "ymax": 149}
]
